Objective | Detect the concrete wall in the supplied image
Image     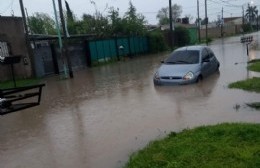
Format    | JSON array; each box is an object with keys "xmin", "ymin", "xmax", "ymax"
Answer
[
  {"xmin": 31, "ymin": 41, "xmax": 88, "ymax": 78},
  {"xmin": 200, "ymin": 25, "xmax": 242, "ymax": 39},
  {"xmin": 0, "ymin": 16, "xmax": 32, "ymax": 81}
]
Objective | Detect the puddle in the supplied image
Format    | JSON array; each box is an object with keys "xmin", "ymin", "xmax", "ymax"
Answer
[{"xmin": 1, "ymin": 36, "xmax": 260, "ymax": 168}]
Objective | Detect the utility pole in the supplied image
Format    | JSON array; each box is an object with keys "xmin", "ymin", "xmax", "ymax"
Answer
[
  {"xmin": 25, "ymin": 8, "xmax": 30, "ymax": 33},
  {"xmin": 221, "ymin": 7, "xmax": 223, "ymax": 37},
  {"xmin": 58, "ymin": 0, "xmax": 73, "ymax": 78},
  {"xmin": 169, "ymin": 0, "xmax": 173, "ymax": 50},
  {"xmin": 197, "ymin": 0, "xmax": 201, "ymax": 42},
  {"xmin": 205, "ymin": 0, "xmax": 208, "ymax": 45},
  {"xmin": 19, "ymin": 0, "xmax": 36, "ymax": 77},
  {"xmin": 257, "ymin": 10, "xmax": 259, "ymax": 31},
  {"xmin": 52, "ymin": 0, "xmax": 67, "ymax": 77},
  {"xmin": 242, "ymin": 6, "xmax": 245, "ymax": 26}
]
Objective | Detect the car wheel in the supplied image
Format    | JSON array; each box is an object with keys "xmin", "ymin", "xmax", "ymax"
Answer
[
  {"xmin": 217, "ymin": 63, "xmax": 220, "ymax": 70},
  {"xmin": 196, "ymin": 75, "xmax": 203, "ymax": 83},
  {"xmin": 216, "ymin": 64, "xmax": 220, "ymax": 74}
]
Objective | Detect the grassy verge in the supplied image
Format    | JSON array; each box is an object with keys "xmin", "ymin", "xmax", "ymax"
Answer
[
  {"xmin": 246, "ymin": 102, "xmax": 260, "ymax": 110},
  {"xmin": 228, "ymin": 77, "xmax": 260, "ymax": 93},
  {"xmin": 0, "ymin": 78, "xmax": 41, "ymax": 89},
  {"xmin": 248, "ymin": 61, "xmax": 260, "ymax": 72},
  {"xmin": 248, "ymin": 59, "xmax": 260, "ymax": 64},
  {"xmin": 124, "ymin": 123, "xmax": 260, "ymax": 168}
]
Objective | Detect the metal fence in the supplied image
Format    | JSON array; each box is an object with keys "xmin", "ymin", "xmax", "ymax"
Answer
[{"xmin": 88, "ymin": 36, "xmax": 149, "ymax": 65}]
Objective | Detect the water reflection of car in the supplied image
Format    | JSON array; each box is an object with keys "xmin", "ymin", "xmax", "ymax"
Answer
[{"xmin": 153, "ymin": 45, "xmax": 220, "ymax": 85}]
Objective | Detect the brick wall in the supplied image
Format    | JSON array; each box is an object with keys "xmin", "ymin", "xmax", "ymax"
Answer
[{"xmin": 0, "ymin": 16, "xmax": 32, "ymax": 81}]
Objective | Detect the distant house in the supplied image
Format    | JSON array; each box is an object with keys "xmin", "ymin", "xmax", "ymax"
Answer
[
  {"xmin": 160, "ymin": 23, "xmax": 197, "ymax": 31},
  {"xmin": 145, "ymin": 24, "xmax": 160, "ymax": 31},
  {"xmin": 224, "ymin": 17, "xmax": 243, "ymax": 25}
]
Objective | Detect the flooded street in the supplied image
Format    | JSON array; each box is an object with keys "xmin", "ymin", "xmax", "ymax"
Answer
[{"xmin": 1, "ymin": 35, "xmax": 260, "ymax": 168}]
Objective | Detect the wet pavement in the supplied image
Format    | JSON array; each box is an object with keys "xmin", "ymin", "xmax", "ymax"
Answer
[{"xmin": 1, "ymin": 34, "xmax": 260, "ymax": 168}]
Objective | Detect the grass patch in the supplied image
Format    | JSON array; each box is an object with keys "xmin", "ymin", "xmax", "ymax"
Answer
[
  {"xmin": 246, "ymin": 102, "xmax": 260, "ymax": 110},
  {"xmin": 0, "ymin": 78, "xmax": 41, "ymax": 89},
  {"xmin": 248, "ymin": 62, "xmax": 260, "ymax": 72},
  {"xmin": 124, "ymin": 123, "xmax": 260, "ymax": 168},
  {"xmin": 248, "ymin": 59, "xmax": 260, "ymax": 64},
  {"xmin": 228, "ymin": 77, "xmax": 260, "ymax": 93}
]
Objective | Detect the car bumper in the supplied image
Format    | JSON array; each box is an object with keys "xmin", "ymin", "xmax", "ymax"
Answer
[{"xmin": 153, "ymin": 78, "xmax": 197, "ymax": 86}]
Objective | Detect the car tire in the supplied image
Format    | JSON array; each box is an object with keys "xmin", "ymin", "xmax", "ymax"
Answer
[
  {"xmin": 196, "ymin": 75, "xmax": 203, "ymax": 83},
  {"xmin": 216, "ymin": 63, "xmax": 220, "ymax": 71}
]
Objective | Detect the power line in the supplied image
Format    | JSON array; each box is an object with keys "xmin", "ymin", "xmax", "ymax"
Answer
[
  {"xmin": 0, "ymin": 0, "xmax": 14, "ymax": 15},
  {"xmin": 217, "ymin": 0, "xmax": 241, "ymax": 8},
  {"xmin": 208, "ymin": 0, "xmax": 240, "ymax": 8}
]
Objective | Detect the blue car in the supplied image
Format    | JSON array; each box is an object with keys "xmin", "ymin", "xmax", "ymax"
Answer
[{"xmin": 153, "ymin": 45, "xmax": 220, "ymax": 85}]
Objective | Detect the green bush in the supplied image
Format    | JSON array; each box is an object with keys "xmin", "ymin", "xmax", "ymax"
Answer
[
  {"xmin": 173, "ymin": 26, "xmax": 191, "ymax": 47},
  {"xmin": 242, "ymin": 24, "xmax": 253, "ymax": 33},
  {"xmin": 148, "ymin": 30, "xmax": 168, "ymax": 53}
]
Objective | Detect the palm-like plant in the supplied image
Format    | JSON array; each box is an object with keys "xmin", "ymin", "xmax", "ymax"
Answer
[{"xmin": 245, "ymin": 3, "xmax": 258, "ymax": 24}]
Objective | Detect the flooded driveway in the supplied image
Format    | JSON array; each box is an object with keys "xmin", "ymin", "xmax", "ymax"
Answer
[{"xmin": 1, "ymin": 35, "xmax": 260, "ymax": 168}]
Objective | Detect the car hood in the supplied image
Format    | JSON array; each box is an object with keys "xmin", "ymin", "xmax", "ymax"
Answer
[{"xmin": 157, "ymin": 64, "xmax": 200, "ymax": 77}]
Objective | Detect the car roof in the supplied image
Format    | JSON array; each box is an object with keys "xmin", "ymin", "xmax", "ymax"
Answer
[{"xmin": 174, "ymin": 45, "xmax": 207, "ymax": 52}]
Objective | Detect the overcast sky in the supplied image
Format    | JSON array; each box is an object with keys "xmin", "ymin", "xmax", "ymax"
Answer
[{"xmin": 0, "ymin": 0, "xmax": 259, "ymax": 24}]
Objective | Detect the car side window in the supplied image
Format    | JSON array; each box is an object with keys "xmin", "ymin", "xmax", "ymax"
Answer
[
  {"xmin": 206, "ymin": 48, "xmax": 214, "ymax": 59},
  {"xmin": 202, "ymin": 49, "xmax": 209, "ymax": 61}
]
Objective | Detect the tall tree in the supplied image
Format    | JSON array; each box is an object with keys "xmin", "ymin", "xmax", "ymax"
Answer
[
  {"xmin": 156, "ymin": 7, "xmax": 169, "ymax": 25},
  {"xmin": 28, "ymin": 12, "xmax": 56, "ymax": 35},
  {"xmin": 65, "ymin": 0, "xmax": 77, "ymax": 35},
  {"xmin": 80, "ymin": 12, "xmax": 109, "ymax": 36},
  {"xmin": 156, "ymin": 4, "xmax": 182, "ymax": 25},
  {"xmin": 124, "ymin": 1, "xmax": 147, "ymax": 35},
  {"xmin": 245, "ymin": 3, "xmax": 258, "ymax": 24},
  {"xmin": 172, "ymin": 4, "xmax": 182, "ymax": 22},
  {"xmin": 108, "ymin": 7, "xmax": 124, "ymax": 35},
  {"xmin": 65, "ymin": 0, "xmax": 74, "ymax": 22}
]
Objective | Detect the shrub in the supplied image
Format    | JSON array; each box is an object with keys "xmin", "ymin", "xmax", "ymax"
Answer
[
  {"xmin": 148, "ymin": 30, "xmax": 168, "ymax": 53},
  {"xmin": 242, "ymin": 24, "xmax": 253, "ymax": 33},
  {"xmin": 173, "ymin": 26, "xmax": 191, "ymax": 47}
]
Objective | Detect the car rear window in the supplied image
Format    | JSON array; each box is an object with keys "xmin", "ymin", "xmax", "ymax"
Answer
[{"xmin": 165, "ymin": 50, "xmax": 200, "ymax": 64}]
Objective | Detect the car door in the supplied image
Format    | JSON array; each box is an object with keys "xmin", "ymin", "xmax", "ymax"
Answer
[
  {"xmin": 201, "ymin": 48, "xmax": 211, "ymax": 77},
  {"xmin": 206, "ymin": 48, "xmax": 217, "ymax": 74}
]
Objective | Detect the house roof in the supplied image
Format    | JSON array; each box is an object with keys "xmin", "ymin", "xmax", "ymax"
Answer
[{"xmin": 224, "ymin": 17, "xmax": 242, "ymax": 23}]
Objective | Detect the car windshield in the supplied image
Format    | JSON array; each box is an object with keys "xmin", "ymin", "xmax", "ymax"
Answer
[{"xmin": 164, "ymin": 50, "xmax": 200, "ymax": 64}]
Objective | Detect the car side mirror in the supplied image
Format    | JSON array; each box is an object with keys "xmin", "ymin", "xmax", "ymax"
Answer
[{"xmin": 203, "ymin": 59, "xmax": 210, "ymax": 63}]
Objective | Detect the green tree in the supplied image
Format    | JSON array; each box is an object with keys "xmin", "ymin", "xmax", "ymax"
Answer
[
  {"xmin": 172, "ymin": 4, "xmax": 182, "ymax": 22},
  {"xmin": 80, "ymin": 14, "xmax": 96, "ymax": 33},
  {"xmin": 108, "ymin": 7, "xmax": 124, "ymax": 35},
  {"xmin": 123, "ymin": 1, "xmax": 147, "ymax": 35},
  {"xmin": 156, "ymin": 7, "xmax": 169, "ymax": 25},
  {"xmin": 65, "ymin": 0, "xmax": 74, "ymax": 22},
  {"xmin": 156, "ymin": 4, "xmax": 182, "ymax": 25},
  {"xmin": 65, "ymin": 0, "xmax": 77, "ymax": 35},
  {"xmin": 245, "ymin": 3, "xmax": 258, "ymax": 24},
  {"xmin": 80, "ymin": 12, "xmax": 109, "ymax": 36},
  {"xmin": 28, "ymin": 12, "xmax": 56, "ymax": 35}
]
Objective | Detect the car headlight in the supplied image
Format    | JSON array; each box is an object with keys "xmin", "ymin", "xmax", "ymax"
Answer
[
  {"xmin": 154, "ymin": 72, "xmax": 160, "ymax": 80},
  {"xmin": 183, "ymin": 71, "xmax": 194, "ymax": 80}
]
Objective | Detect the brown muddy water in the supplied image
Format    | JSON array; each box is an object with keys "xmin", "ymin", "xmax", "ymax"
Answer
[{"xmin": 1, "ymin": 35, "xmax": 260, "ymax": 168}]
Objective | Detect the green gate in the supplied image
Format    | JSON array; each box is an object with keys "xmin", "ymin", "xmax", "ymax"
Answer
[{"xmin": 88, "ymin": 36, "xmax": 149, "ymax": 65}]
